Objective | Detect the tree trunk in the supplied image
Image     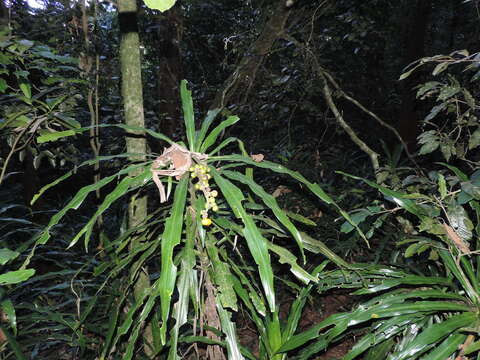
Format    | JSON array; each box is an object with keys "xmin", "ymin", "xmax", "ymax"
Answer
[
  {"xmin": 118, "ymin": 0, "xmax": 147, "ymax": 226},
  {"xmin": 156, "ymin": 5, "xmax": 183, "ymax": 140},
  {"xmin": 118, "ymin": 0, "xmax": 152, "ymax": 354},
  {"xmin": 210, "ymin": 0, "xmax": 292, "ymax": 110},
  {"xmin": 397, "ymin": 0, "xmax": 432, "ymax": 149},
  {"xmin": 0, "ymin": 0, "xmax": 8, "ymax": 31}
]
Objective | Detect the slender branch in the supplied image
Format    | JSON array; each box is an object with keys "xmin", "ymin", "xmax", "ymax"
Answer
[
  {"xmin": 319, "ymin": 72, "xmax": 381, "ymax": 181},
  {"xmin": 322, "ymin": 71, "xmax": 421, "ymax": 170},
  {"xmin": 0, "ymin": 126, "xmax": 28, "ymax": 186}
]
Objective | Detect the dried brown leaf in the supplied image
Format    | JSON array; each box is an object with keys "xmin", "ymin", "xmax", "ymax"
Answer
[
  {"xmin": 272, "ymin": 185, "xmax": 292, "ymax": 198},
  {"xmin": 443, "ymin": 222, "xmax": 470, "ymax": 255}
]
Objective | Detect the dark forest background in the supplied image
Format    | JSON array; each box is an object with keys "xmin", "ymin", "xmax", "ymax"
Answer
[{"xmin": 1, "ymin": 0, "xmax": 480, "ymax": 359}]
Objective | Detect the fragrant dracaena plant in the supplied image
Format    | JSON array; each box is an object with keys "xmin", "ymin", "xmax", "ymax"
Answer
[{"xmin": 28, "ymin": 80, "xmax": 359, "ymax": 359}]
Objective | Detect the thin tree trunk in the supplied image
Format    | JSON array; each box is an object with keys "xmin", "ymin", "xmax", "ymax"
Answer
[
  {"xmin": 80, "ymin": 0, "xmax": 103, "ymax": 243},
  {"xmin": 118, "ymin": 0, "xmax": 147, "ymax": 227},
  {"xmin": 0, "ymin": 0, "xmax": 8, "ymax": 30},
  {"xmin": 156, "ymin": 5, "xmax": 183, "ymax": 140},
  {"xmin": 118, "ymin": 0, "xmax": 153, "ymax": 354}
]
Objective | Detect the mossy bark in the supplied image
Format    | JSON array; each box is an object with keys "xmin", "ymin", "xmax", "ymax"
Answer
[{"xmin": 118, "ymin": 0, "xmax": 153, "ymax": 355}]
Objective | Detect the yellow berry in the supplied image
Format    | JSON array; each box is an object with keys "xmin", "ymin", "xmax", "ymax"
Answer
[
  {"xmin": 208, "ymin": 197, "xmax": 216, "ymax": 203},
  {"xmin": 191, "ymin": 173, "xmax": 196, "ymax": 178},
  {"xmin": 194, "ymin": 183, "xmax": 201, "ymax": 190},
  {"xmin": 189, "ymin": 166, "xmax": 195, "ymax": 172},
  {"xmin": 211, "ymin": 190, "xmax": 218, "ymax": 197},
  {"xmin": 201, "ymin": 218, "xmax": 212, "ymax": 226},
  {"xmin": 207, "ymin": 174, "xmax": 212, "ymax": 179},
  {"xmin": 212, "ymin": 205, "xmax": 219, "ymax": 212}
]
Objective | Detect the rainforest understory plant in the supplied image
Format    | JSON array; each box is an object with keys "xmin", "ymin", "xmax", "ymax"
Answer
[
  {"xmin": 3, "ymin": 28, "xmax": 480, "ymax": 359},
  {"xmin": 8, "ymin": 79, "xmax": 367, "ymax": 360}
]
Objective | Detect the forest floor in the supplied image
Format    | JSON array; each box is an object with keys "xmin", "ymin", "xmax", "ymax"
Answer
[{"xmin": 237, "ymin": 290, "xmax": 355, "ymax": 359}]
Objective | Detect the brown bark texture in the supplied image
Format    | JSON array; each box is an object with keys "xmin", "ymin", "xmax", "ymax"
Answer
[
  {"xmin": 211, "ymin": 1, "xmax": 292, "ymax": 110},
  {"xmin": 156, "ymin": 5, "xmax": 183, "ymax": 139}
]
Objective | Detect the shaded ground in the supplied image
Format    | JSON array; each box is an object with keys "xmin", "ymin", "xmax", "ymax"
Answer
[{"xmin": 236, "ymin": 290, "xmax": 355, "ymax": 359}]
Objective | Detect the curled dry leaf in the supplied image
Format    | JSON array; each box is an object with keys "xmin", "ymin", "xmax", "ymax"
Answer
[
  {"xmin": 442, "ymin": 222, "xmax": 470, "ymax": 255},
  {"xmin": 250, "ymin": 153, "xmax": 264, "ymax": 162},
  {"xmin": 272, "ymin": 185, "xmax": 292, "ymax": 198},
  {"xmin": 151, "ymin": 143, "xmax": 208, "ymax": 203},
  {"xmin": 310, "ymin": 208, "xmax": 323, "ymax": 219}
]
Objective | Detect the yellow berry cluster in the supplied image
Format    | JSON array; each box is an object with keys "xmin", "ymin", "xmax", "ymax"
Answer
[{"xmin": 189, "ymin": 163, "xmax": 219, "ymax": 226}]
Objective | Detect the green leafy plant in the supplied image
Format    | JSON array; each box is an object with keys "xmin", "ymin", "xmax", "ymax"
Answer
[
  {"xmin": 400, "ymin": 50, "xmax": 480, "ymax": 162},
  {"xmin": 28, "ymin": 80, "xmax": 361, "ymax": 359},
  {"xmin": 0, "ymin": 186, "xmax": 47, "ymax": 359},
  {"xmin": 0, "ymin": 35, "xmax": 83, "ymax": 185},
  {"xmin": 297, "ymin": 165, "xmax": 480, "ymax": 359}
]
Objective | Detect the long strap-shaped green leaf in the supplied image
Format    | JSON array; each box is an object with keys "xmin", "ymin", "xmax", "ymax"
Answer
[
  {"xmin": 180, "ymin": 80, "xmax": 195, "ymax": 151},
  {"xmin": 69, "ymin": 123, "xmax": 174, "ymax": 146},
  {"xmin": 280, "ymin": 300, "xmax": 470, "ymax": 353},
  {"xmin": 217, "ymin": 303, "xmax": 245, "ymax": 360},
  {"xmin": 159, "ymin": 176, "xmax": 188, "ymax": 344},
  {"xmin": 200, "ymin": 116, "xmax": 240, "ymax": 153},
  {"xmin": 222, "ymin": 170, "xmax": 306, "ymax": 263},
  {"xmin": 337, "ymin": 171, "xmax": 427, "ymax": 218},
  {"xmin": 32, "ymin": 163, "xmax": 147, "ymax": 247},
  {"xmin": 420, "ymin": 333, "xmax": 467, "ymax": 360},
  {"xmin": 343, "ymin": 314, "xmax": 423, "ymax": 360},
  {"xmin": 210, "ymin": 155, "xmax": 366, "ymax": 245},
  {"xmin": 31, "ymin": 153, "xmax": 143, "ymax": 206},
  {"xmin": 167, "ymin": 261, "xmax": 191, "ymax": 360},
  {"xmin": 438, "ymin": 249, "xmax": 480, "ymax": 304},
  {"xmin": 195, "ymin": 108, "xmax": 222, "ymax": 151},
  {"xmin": 212, "ymin": 168, "xmax": 275, "ymax": 312},
  {"xmin": 68, "ymin": 166, "xmax": 152, "ymax": 250},
  {"xmin": 206, "ymin": 234, "xmax": 238, "ymax": 310},
  {"xmin": 391, "ymin": 312, "xmax": 476, "ymax": 360},
  {"xmin": 168, "ymin": 213, "xmax": 196, "ymax": 360}
]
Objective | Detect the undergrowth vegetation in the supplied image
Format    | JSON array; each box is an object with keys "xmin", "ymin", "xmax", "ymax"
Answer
[{"xmin": 1, "ymin": 1, "xmax": 480, "ymax": 360}]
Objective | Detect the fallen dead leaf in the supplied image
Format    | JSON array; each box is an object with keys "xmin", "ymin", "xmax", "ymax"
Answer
[
  {"xmin": 272, "ymin": 185, "xmax": 292, "ymax": 198},
  {"xmin": 443, "ymin": 222, "xmax": 470, "ymax": 255}
]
